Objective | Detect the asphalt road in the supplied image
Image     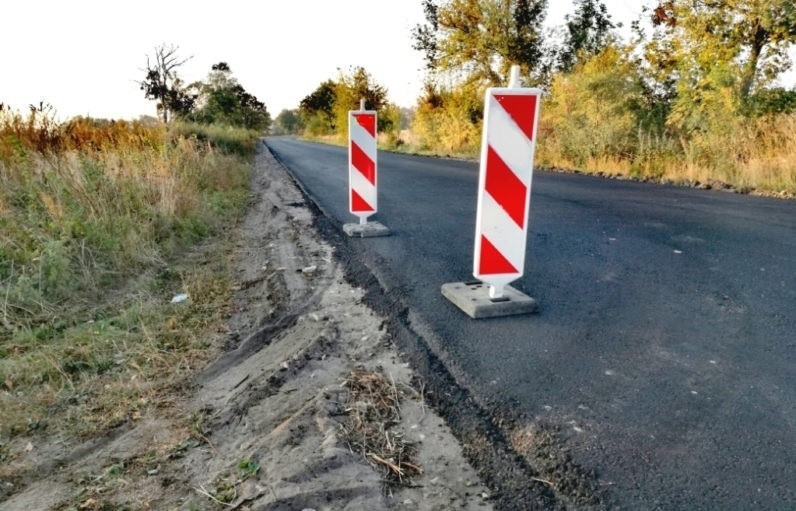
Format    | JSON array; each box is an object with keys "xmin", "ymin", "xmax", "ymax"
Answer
[{"xmin": 264, "ymin": 136, "xmax": 795, "ymax": 510}]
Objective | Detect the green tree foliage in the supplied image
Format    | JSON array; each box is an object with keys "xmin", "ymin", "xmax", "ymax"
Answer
[
  {"xmin": 411, "ymin": 82, "xmax": 483, "ymax": 154},
  {"xmin": 409, "ymin": 0, "xmax": 549, "ymax": 158},
  {"xmin": 188, "ymin": 63, "xmax": 271, "ymax": 131},
  {"xmin": 745, "ymin": 86, "xmax": 796, "ymax": 116},
  {"xmin": 273, "ymin": 109, "xmax": 304, "ymax": 135},
  {"xmin": 412, "ymin": 0, "xmax": 548, "ymax": 87},
  {"xmin": 405, "ymin": 0, "xmax": 796, "ymax": 193},
  {"xmin": 558, "ymin": 0, "xmax": 617, "ymax": 71},
  {"xmin": 139, "ymin": 44, "xmax": 196, "ymax": 123},
  {"xmin": 412, "ymin": 0, "xmax": 440, "ymax": 70},
  {"xmin": 299, "ymin": 80, "xmax": 337, "ymax": 135},
  {"xmin": 332, "ymin": 66, "xmax": 390, "ymax": 138},
  {"xmin": 299, "ymin": 68, "xmax": 397, "ymax": 142},
  {"xmin": 379, "ymin": 103, "xmax": 405, "ymax": 147},
  {"xmin": 644, "ymin": 0, "xmax": 796, "ymax": 133},
  {"xmin": 540, "ymin": 45, "xmax": 647, "ymax": 168}
]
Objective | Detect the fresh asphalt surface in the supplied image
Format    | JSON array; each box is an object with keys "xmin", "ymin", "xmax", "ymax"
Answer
[{"xmin": 264, "ymin": 136, "xmax": 795, "ymax": 509}]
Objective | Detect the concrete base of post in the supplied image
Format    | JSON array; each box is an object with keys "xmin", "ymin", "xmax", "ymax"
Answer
[
  {"xmin": 343, "ymin": 221, "xmax": 391, "ymax": 238},
  {"xmin": 441, "ymin": 280, "xmax": 539, "ymax": 319}
]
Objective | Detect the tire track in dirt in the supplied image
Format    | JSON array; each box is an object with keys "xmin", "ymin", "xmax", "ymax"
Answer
[
  {"xmin": 272, "ymin": 140, "xmax": 604, "ymax": 511},
  {"xmin": 0, "ymin": 142, "xmax": 495, "ymax": 510}
]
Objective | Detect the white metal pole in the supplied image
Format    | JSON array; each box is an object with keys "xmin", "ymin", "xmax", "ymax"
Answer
[{"xmin": 509, "ymin": 65, "xmax": 521, "ymax": 89}]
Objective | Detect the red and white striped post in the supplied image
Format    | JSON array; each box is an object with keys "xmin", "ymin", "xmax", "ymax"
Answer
[
  {"xmin": 349, "ymin": 99, "xmax": 377, "ymax": 224},
  {"xmin": 473, "ymin": 66, "xmax": 541, "ymax": 299},
  {"xmin": 442, "ymin": 65, "xmax": 540, "ymax": 318},
  {"xmin": 343, "ymin": 99, "xmax": 390, "ymax": 237}
]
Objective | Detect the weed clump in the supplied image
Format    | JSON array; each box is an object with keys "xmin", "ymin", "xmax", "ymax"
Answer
[{"xmin": 339, "ymin": 367, "xmax": 422, "ymax": 486}]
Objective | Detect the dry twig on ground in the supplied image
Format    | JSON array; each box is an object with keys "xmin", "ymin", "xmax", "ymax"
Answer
[{"xmin": 339, "ymin": 367, "xmax": 422, "ymax": 485}]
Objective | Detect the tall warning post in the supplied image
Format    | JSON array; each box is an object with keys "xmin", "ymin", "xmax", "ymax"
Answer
[
  {"xmin": 343, "ymin": 99, "xmax": 390, "ymax": 238},
  {"xmin": 442, "ymin": 66, "xmax": 541, "ymax": 318}
]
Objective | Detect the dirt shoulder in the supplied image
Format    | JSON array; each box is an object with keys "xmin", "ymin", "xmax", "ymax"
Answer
[{"xmin": 1, "ymin": 143, "xmax": 492, "ymax": 510}]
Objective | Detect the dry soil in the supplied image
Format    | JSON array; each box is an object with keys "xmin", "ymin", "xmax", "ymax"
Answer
[{"xmin": 0, "ymin": 143, "xmax": 494, "ymax": 510}]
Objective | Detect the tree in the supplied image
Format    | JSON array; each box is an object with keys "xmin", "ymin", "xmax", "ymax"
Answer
[
  {"xmin": 542, "ymin": 46, "xmax": 646, "ymax": 167},
  {"xmin": 139, "ymin": 44, "xmax": 195, "ymax": 123},
  {"xmin": 645, "ymin": 0, "xmax": 796, "ymax": 131},
  {"xmin": 333, "ymin": 67, "xmax": 391, "ymax": 139},
  {"xmin": 189, "ymin": 63, "xmax": 271, "ymax": 131},
  {"xmin": 412, "ymin": 0, "xmax": 440, "ymax": 70},
  {"xmin": 410, "ymin": 81, "xmax": 483, "ymax": 154},
  {"xmin": 298, "ymin": 68, "xmax": 396, "ymax": 140},
  {"xmin": 411, "ymin": 0, "xmax": 548, "ymax": 87},
  {"xmin": 273, "ymin": 109, "xmax": 304, "ymax": 135},
  {"xmin": 409, "ymin": 1, "xmax": 549, "ymax": 154},
  {"xmin": 299, "ymin": 80, "xmax": 337, "ymax": 135},
  {"xmin": 558, "ymin": 0, "xmax": 617, "ymax": 72},
  {"xmin": 334, "ymin": 66, "xmax": 390, "ymax": 138}
]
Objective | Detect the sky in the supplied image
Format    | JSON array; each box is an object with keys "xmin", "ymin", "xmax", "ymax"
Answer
[{"xmin": 2, "ymin": 1, "xmax": 793, "ymax": 122}]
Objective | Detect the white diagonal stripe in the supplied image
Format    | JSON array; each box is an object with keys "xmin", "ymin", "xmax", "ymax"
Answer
[
  {"xmin": 487, "ymin": 95, "xmax": 534, "ymax": 189},
  {"xmin": 476, "ymin": 191, "xmax": 527, "ymax": 275},
  {"xmin": 349, "ymin": 114, "xmax": 377, "ymax": 160},
  {"xmin": 349, "ymin": 167, "xmax": 377, "ymax": 208},
  {"xmin": 349, "ymin": 111, "xmax": 378, "ymax": 215}
]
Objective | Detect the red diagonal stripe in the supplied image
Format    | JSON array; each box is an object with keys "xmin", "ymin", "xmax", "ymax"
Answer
[
  {"xmin": 351, "ymin": 142, "xmax": 375, "ymax": 185},
  {"xmin": 494, "ymin": 94, "xmax": 537, "ymax": 140},
  {"xmin": 351, "ymin": 189, "xmax": 374, "ymax": 212},
  {"xmin": 485, "ymin": 145, "xmax": 527, "ymax": 229},
  {"xmin": 354, "ymin": 113, "xmax": 376, "ymax": 137},
  {"xmin": 479, "ymin": 235, "xmax": 518, "ymax": 275}
]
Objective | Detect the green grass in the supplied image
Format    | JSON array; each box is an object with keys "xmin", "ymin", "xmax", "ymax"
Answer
[{"xmin": 0, "ymin": 109, "xmax": 258, "ymax": 440}]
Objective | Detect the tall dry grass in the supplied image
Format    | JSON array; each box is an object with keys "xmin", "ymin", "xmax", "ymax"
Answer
[
  {"xmin": 533, "ymin": 53, "xmax": 796, "ymax": 196},
  {"xmin": 537, "ymin": 111, "xmax": 796, "ymax": 196},
  {"xmin": 0, "ymin": 107, "xmax": 257, "ymax": 439}
]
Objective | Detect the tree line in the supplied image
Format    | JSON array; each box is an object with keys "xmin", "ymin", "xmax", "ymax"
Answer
[
  {"xmin": 140, "ymin": 44, "xmax": 271, "ymax": 132},
  {"xmin": 141, "ymin": 2, "xmax": 794, "ymax": 193},
  {"xmin": 274, "ymin": 0, "xmax": 795, "ymax": 193}
]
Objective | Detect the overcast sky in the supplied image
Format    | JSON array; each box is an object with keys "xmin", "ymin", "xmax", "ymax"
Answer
[{"xmin": 2, "ymin": 1, "xmax": 792, "ymax": 121}]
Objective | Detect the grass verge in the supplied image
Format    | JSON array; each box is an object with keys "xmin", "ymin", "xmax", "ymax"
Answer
[{"xmin": 0, "ymin": 109, "xmax": 259, "ymax": 444}]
